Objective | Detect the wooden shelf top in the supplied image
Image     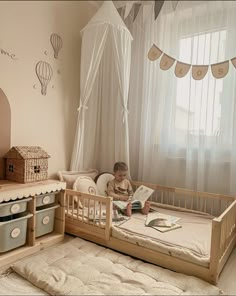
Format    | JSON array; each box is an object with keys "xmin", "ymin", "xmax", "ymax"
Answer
[{"xmin": 0, "ymin": 179, "xmax": 66, "ymax": 202}]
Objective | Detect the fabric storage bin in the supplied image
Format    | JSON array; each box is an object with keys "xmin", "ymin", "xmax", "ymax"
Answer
[
  {"xmin": 0, "ymin": 212, "xmax": 33, "ymax": 253},
  {"xmin": 36, "ymin": 192, "xmax": 56, "ymax": 207},
  {"xmin": 0, "ymin": 198, "xmax": 32, "ymax": 217},
  {"xmin": 35, "ymin": 204, "xmax": 60, "ymax": 237}
]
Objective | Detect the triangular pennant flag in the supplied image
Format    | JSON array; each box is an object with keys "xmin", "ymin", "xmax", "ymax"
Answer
[
  {"xmin": 124, "ymin": 2, "xmax": 134, "ymax": 20},
  {"xmin": 171, "ymin": 1, "xmax": 179, "ymax": 11},
  {"xmin": 133, "ymin": 3, "xmax": 142, "ymax": 22},
  {"xmin": 117, "ymin": 7, "xmax": 122, "ymax": 15},
  {"xmin": 154, "ymin": 0, "xmax": 165, "ymax": 20},
  {"xmin": 231, "ymin": 57, "xmax": 236, "ymax": 68},
  {"xmin": 160, "ymin": 54, "xmax": 175, "ymax": 70},
  {"xmin": 175, "ymin": 61, "xmax": 191, "ymax": 78},
  {"xmin": 211, "ymin": 61, "xmax": 229, "ymax": 79},
  {"xmin": 117, "ymin": 6, "xmax": 125, "ymax": 19},
  {"xmin": 143, "ymin": 3, "xmax": 152, "ymax": 23},
  {"xmin": 148, "ymin": 44, "xmax": 163, "ymax": 61},
  {"xmin": 192, "ymin": 65, "xmax": 209, "ymax": 80}
]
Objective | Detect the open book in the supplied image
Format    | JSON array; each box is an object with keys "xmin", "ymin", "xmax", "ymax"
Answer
[
  {"xmin": 145, "ymin": 212, "xmax": 182, "ymax": 233},
  {"xmin": 113, "ymin": 185, "xmax": 154, "ymax": 210}
]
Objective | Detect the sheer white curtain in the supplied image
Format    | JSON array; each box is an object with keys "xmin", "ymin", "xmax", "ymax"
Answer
[{"xmin": 127, "ymin": 1, "xmax": 236, "ymax": 195}]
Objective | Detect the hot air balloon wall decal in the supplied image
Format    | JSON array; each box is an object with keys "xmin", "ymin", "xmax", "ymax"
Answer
[
  {"xmin": 35, "ymin": 61, "xmax": 53, "ymax": 96},
  {"xmin": 50, "ymin": 33, "xmax": 63, "ymax": 59}
]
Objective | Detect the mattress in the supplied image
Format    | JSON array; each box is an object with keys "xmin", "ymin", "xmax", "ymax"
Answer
[
  {"xmin": 113, "ymin": 207, "xmax": 213, "ymax": 267},
  {"xmin": 11, "ymin": 237, "xmax": 223, "ymax": 295}
]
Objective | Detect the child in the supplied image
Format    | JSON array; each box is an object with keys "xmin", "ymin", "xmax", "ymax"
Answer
[{"xmin": 107, "ymin": 162, "xmax": 150, "ymax": 217}]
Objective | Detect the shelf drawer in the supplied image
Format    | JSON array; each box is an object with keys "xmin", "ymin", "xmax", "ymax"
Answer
[
  {"xmin": 36, "ymin": 204, "xmax": 60, "ymax": 237},
  {"xmin": 0, "ymin": 212, "xmax": 33, "ymax": 253},
  {"xmin": 36, "ymin": 193, "xmax": 56, "ymax": 207},
  {"xmin": 0, "ymin": 198, "xmax": 32, "ymax": 217}
]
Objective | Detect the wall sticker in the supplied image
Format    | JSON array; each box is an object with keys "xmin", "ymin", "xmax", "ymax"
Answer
[
  {"xmin": 0, "ymin": 47, "xmax": 18, "ymax": 60},
  {"xmin": 50, "ymin": 33, "xmax": 63, "ymax": 59},
  {"xmin": 35, "ymin": 61, "xmax": 53, "ymax": 95}
]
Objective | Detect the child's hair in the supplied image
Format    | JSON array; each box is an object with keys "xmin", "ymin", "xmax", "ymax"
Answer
[{"xmin": 113, "ymin": 162, "xmax": 128, "ymax": 172}]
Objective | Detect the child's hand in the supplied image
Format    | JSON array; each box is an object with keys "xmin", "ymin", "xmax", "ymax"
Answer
[{"xmin": 119, "ymin": 195, "xmax": 129, "ymax": 201}]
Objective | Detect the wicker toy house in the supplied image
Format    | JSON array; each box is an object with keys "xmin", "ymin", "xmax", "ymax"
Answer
[{"xmin": 5, "ymin": 146, "xmax": 50, "ymax": 183}]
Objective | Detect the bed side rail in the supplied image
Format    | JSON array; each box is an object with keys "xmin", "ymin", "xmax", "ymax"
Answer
[
  {"xmin": 131, "ymin": 180, "xmax": 235, "ymax": 216},
  {"xmin": 65, "ymin": 189, "xmax": 112, "ymax": 240},
  {"xmin": 209, "ymin": 199, "xmax": 236, "ymax": 282}
]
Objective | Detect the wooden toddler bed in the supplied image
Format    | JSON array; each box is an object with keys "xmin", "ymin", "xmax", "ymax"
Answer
[{"xmin": 64, "ymin": 181, "xmax": 236, "ymax": 285}]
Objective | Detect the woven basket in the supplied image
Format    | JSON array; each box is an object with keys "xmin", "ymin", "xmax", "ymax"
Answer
[{"xmin": 5, "ymin": 146, "xmax": 50, "ymax": 183}]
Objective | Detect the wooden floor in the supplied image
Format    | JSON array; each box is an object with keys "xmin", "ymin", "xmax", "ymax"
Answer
[{"xmin": 0, "ymin": 234, "xmax": 235, "ymax": 295}]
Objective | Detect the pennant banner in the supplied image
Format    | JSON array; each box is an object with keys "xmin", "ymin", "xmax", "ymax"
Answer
[
  {"xmin": 148, "ymin": 44, "xmax": 162, "ymax": 61},
  {"xmin": 211, "ymin": 61, "xmax": 229, "ymax": 79},
  {"xmin": 133, "ymin": 3, "xmax": 142, "ymax": 22},
  {"xmin": 175, "ymin": 62, "xmax": 191, "ymax": 78},
  {"xmin": 117, "ymin": 7, "xmax": 125, "ymax": 19},
  {"xmin": 148, "ymin": 43, "xmax": 235, "ymax": 80},
  {"xmin": 171, "ymin": 1, "xmax": 179, "ymax": 11},
  {"xmin": 192, "ymin": 65, "xmax": 208, "ymax": 80},
  {"xmin": 117, "ymin": 0, "xmax": 179, "ymax": 23},
  {"xmin": 160, "ymin": 54, "xmax": 175, "ymax": 70},
  {"xmin": 124, "ymin": 2, "xmax": 133, "ymax": 19},
  {"xmin": 154, "ymin": 1, "xmax": 165, "ymax": 20},
  {"xmin": 143, "ymin": 4, "xmax": 152, "ymax": 23},
  {"xmin": 231, "ymin": 58, "xmax": 236, "ymax": 68}
]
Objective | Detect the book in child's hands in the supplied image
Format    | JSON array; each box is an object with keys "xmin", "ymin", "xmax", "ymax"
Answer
[
  {"xmin": 145, "ymin": 212, "xmax": 182, "ymax": 233},
  {"xmin": 113, "ymin": 185, "xmax": 154, "ymax": 210}
]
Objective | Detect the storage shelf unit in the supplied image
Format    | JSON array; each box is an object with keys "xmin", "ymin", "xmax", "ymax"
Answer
[{"xmin": 0, "ymin": 179, "xmax": 66, "ymax": 267}]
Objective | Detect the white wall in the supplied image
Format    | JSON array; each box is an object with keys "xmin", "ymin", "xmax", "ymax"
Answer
[{"xmin": 0, "ymin": 1, "xmax": 97, "ymax": 178}]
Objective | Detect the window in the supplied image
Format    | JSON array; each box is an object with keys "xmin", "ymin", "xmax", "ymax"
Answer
[
  {"xmin": 175, "ymin": 29, "xmax": 226, "ymax": 137},
  {"xmin": 34, "ymin": 165, "xmax": 40, "ymax": 173},
  {"xmin": 8, "ymin": 164, "xmax": 14, "ymax": 172}
]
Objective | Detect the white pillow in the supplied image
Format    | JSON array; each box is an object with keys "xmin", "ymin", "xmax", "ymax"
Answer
[
  {"xmin": 57, "ymin": 169, "xmax": 98, "ymax": 189},
  {"xmin": 73, "ymin": 176, "xmax": 98, "ymax": 206},
  {"xmin": 96, "ymin": 173, "xmax": 114, "ymax": 196}
]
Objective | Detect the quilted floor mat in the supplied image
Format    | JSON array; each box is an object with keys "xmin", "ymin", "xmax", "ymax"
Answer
[
  {"xmin": 11, "ymin": 237, "xmax": 223, "ymax": 295},
  {"xmin": 0, "ymin": 271, "xmax": 47, "ymax": 295}
]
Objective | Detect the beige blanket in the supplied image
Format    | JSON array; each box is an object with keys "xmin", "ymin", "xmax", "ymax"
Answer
[{"xmin": 12, "ymin": 237, "xmax": 223, "ymax": 295}]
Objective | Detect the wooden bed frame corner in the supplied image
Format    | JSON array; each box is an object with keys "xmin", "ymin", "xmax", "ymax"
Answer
[{"xmin": 64, "ymin": 181, "xmax": 236, "ymax": 285}]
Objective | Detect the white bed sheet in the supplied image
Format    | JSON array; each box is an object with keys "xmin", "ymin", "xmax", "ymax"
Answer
[{"xmin": 112, "ymin": 207, "xmax": 213, "ymax": 267}]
